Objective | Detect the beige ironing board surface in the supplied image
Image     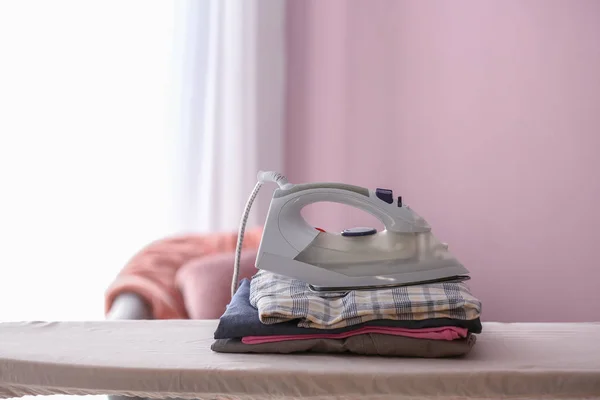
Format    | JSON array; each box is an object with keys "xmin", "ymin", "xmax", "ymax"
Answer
[{"xmin": 1, "ymin": 320, "xmax": 600, "ymax": 400}]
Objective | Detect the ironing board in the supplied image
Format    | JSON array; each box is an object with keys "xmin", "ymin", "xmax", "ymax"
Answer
[{"xmin": 1, "ymin": 320, "xmax": 599, "ymax": 400}]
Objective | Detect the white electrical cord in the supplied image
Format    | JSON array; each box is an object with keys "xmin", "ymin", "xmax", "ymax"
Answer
[{"xmin": 231, "ymin": 171, "xmax": 290, "ymax": 298}]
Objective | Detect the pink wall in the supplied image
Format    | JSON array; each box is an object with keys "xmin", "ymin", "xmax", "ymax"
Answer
[{"xmin": 285, "ymin": 0, "xmax": 600, "ymax": 322}]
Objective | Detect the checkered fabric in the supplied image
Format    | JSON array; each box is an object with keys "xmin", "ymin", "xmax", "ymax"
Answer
[{"xmin": 249, "ymin": 270, "xmax": 482, "ymax": 329}]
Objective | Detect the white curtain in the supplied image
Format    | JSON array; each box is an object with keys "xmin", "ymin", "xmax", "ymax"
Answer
[
  {"xmin": 0, "ymin": 0, "xmax": 286, "ymax": 398},
  {"xmin": 0, "ymin": 0, "xmax": 181, "ymax": 323},
  {"xmin": 175, "ymin": 0, "xmax": 286, "ymax": 233},
  {"xmin": 0, "ymin": 0, "xmax": 286, "ymax": 321}
]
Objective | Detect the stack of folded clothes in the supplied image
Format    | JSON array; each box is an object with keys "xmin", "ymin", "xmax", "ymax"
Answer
[{"xmin": 212, "ymin": 270, "xmax": 482, "ymax": 358}]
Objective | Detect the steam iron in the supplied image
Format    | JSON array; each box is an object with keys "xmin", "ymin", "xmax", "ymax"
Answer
[{"xmin": 231, "ymin": 171, "xmax": 470, "ymax": 296}]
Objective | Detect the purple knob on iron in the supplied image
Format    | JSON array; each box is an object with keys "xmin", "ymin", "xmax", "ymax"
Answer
[{"xmin": 375, "ymin": 188, "xmax": 393, "ymax": 204}]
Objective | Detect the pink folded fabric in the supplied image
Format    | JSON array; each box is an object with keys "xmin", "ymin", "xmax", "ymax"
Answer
[{"xmin": 241, "ymin": 326, "xmax": 468, "ymax": 344}]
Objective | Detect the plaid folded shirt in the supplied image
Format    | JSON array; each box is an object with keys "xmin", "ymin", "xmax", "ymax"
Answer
[{"xmin": 249, "ymin": 270, "xmax": 482, "ymax": 329}]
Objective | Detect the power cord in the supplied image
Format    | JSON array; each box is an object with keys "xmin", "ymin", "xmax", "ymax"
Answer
[{"xmin": 231, "ymin": 171, "xmax": 289, "ymax": 298}]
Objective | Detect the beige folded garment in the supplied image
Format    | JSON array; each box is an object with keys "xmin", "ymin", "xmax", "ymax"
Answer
[
  {"xmin": 212, "ymin": 333, "xmax": 476, "ymax": 358},
  {"xmin": 250, "ymin": 270, "xmax": 482, "ymax": 329}
]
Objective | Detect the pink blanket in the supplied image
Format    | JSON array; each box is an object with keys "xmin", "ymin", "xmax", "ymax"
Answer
[
  {"xmin": 241, "ymin": 326, "xmax": 468, "ymax": 344},
  {"xmin": 105, "ymin": 227, "xmax": 264, "ymax": 320}
]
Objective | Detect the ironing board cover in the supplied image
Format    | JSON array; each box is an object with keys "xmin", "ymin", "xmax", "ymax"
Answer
[{"xmin": 1, "ymin": 320, "xmax": 600, "ymax": 400}]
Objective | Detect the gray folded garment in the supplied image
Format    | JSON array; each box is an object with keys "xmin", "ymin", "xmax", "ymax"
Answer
[{"xmin": 212, "ymin": 333, "xmax": 477, "ymax": 358}]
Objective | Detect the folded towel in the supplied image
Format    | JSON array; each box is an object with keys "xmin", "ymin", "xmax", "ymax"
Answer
[
  {"xmin": 212, "ymin": 333, "xmax": 477, "ymax": 358},
  {"xmin": 241, "ymin": 325, "xmax": 468, "ymax": 344},
  {"xmin": 213, "ymin": 279, "xmax": 483, "ymax": 339},
  {"xmin": 250, "ymin": 270, "xmax": 482, "ymax": 329}
]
